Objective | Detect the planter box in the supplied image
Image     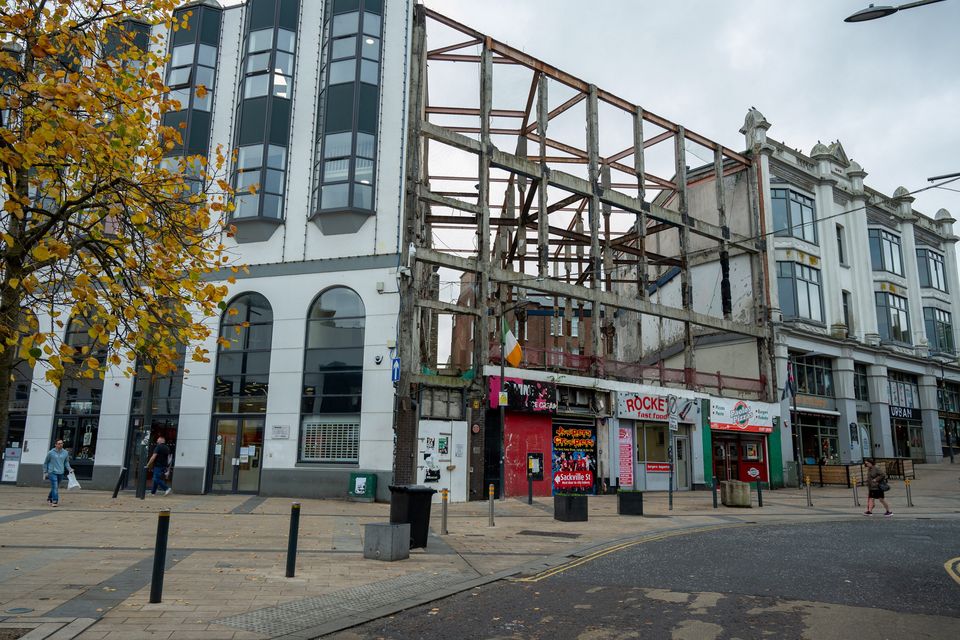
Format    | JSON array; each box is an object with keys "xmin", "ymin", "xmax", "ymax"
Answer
[
  {"xmin": 554, "ymin": 494, "xmax": 588, "ymax": 522},
  {"xmin": 617, "ymin": 491, "xmax": 644, "ymax": 516}
]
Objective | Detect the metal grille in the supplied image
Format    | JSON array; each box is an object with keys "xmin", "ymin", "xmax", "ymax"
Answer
[{"xmin": 301, "ymin": 419, "xmax": 359, "ymax": 463}]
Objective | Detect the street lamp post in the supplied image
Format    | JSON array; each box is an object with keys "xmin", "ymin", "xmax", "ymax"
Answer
[{"xmin": 844, "ymin": 0, "xmax": 946, "ymax": 22}]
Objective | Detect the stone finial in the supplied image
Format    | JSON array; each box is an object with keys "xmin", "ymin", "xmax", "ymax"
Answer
[
  {"xmin": 847, "ymin": 159, "xmax": 866, "ymax": 175},
  {"xmin": 810, "ymin": 141, "xmax": 831, "ymax": 158},
  {"xmin": 892, "ymin": 186, "xmax": 913, "ymax": 200},
  {"xmin": 740, "ymin": 107, "xmax": 771, "ymax": 147},
  {"xmin": 935, "ymin": 208, "xmax": 954, "ymax": 221}
]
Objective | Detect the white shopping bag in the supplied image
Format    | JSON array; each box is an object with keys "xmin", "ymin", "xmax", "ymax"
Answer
[{"xmin": 67, "ymin": 471, "xmax": 81, "ymax": 490}]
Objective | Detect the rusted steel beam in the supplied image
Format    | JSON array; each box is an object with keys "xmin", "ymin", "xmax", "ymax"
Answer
[
  {"xmin": 427, "ymin": 53, "xmax": 517, "ymax": 64},
  {"xmin": 526, "ymin": 133, "xmax": 589, "ymax": 161},
  {"xmin": 523, "ymin": 93, "xmax": 586, "ymax": 135},
  {"xmin": 426, "ymin": 106, "xmax": 527, "ymax": 118},
  {"xmin": 443, "ymin": 126, "xmax": 521, "ymax": 135},
  {"xmin": 427, "ymin": 38, "xmax": 482, "ymax": 57}
]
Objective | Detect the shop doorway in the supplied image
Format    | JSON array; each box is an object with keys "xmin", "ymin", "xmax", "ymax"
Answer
[
  {"xmin": 673, "ymin": 435, "xmax": 690, "ymax": 490},
  {"xmin": 209, "ymin": 417, "xmax": 264, "ymax": 493},
  {"xmin": 713, "ymin": 439, "xmax": 739, "ymax": 482}
]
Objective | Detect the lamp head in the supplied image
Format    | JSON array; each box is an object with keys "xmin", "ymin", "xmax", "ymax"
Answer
[{"xmin": 844, "ymin": 4, "xmax": 898, "ymax": 22}]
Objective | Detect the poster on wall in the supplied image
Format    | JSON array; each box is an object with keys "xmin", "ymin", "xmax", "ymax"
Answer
[
  {"xmin": 618, "ymin": 427, "xmax": 633, "ymax": 488},
  {"xmin": 489, "ymin": 377, "xmax": 558, "ymax": 412},
  {"xmin": 552, "ymin": 424, "xmax": 596, "ymax": 495}
]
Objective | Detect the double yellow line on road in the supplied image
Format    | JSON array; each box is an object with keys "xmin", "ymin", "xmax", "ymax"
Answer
[
  {"xmin": 945, "ymin": 557, "xmax": 960, "ymax": 587},
  {"xmin": 513, "ymin": 523, "xmax": 751, "ymax": 583}
]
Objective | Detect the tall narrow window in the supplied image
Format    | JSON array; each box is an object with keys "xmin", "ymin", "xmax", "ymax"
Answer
[
  {"xmin": 312, "ymin": 0, "xmax": 384, "ymax": 234},
  {"xmin": 836, "ymin": 224, "xmax": 846, "ymax": 264},
  {"xmin": 842, "ymin": 290, "xmax": 852, "ymax": 336},
  {"xmin": 162, "ymin": 5, "xmax": 222, "ymax": 160},
  {"xmin": 213, "ymin": 293, "xmax": 273, "ymax": 415},
  {"xmin": 231, "ymin": 0, "xmax": 300, "ymax": 233},
  {"xmin": 300, "ymin": 287, "xmax": 365, "ymax": 463}
]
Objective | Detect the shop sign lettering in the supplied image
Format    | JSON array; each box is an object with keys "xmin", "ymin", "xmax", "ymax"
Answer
[
  {"xmin": 552, "ymin": 424, "xmax": 596, "ymax": 495},
  {"xmin": 646, "ymin": 462, "xmax": 672, "ymax": 473},
  {"xmin": 618, "ymin": 428, "xmax": 633, "ymax": 487},
  {"xmin": 617, "ymin": 393, "xmax": 699, "ymax": 423},
  {"xmin": 889, "ymin": 405, "xmax": 918, "ymax": 420},
  {"xmin": 488, "ymin": 377, "xmax": 558, "ymax": 412}
]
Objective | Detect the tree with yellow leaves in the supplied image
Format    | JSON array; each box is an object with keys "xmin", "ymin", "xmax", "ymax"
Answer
[{"xmin": 0, "ymin": 1, "xmax": 236, "ymax": 450}]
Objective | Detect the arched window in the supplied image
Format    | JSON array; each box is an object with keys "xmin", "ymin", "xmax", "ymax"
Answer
[
  {"xmin": 53, "ymin": 315, "xmax": 107, "ymax": 480},
  {"xmin": 300, "ymin": 287, "xmax": 364, "ymax": 463},
  {"xmin": 210, "ymin": 293, "xmax": 273, "ymax": 493}
]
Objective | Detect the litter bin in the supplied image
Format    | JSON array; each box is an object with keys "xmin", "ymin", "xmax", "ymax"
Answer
[
  {"xmin": 388, "ymin": 485, "xmax": 437, "ymax": 549},
  {"xmin": 349, "ymin": 472, "xmax": 378, "ymax": 502}
]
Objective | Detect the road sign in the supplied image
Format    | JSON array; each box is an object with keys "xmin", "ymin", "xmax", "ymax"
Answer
[
  {"xmin": 668, "ymin": 394, "xmax": 679, "ymax": 431},
  {"xmin": 391, "ymin": 357, "xmax": 401, "ymax": 383}
]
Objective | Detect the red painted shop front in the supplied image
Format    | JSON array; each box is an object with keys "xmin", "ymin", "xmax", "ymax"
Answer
[{"xmin": 503, "ymin": 412, "xmax": 553, "ymax": 497}]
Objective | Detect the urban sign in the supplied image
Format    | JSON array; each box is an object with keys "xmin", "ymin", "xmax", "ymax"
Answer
[
  {"xmin": 889, "ymin": 405, "xmax": 919, "ymax": 421},
  {"xmin": 488, "ymin": 377, "xmax": 558, "ymax": 412}
]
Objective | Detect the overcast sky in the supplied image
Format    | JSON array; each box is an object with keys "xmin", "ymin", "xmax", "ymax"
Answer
[{"xmin": 425, "ymin": 0, "xmax": 960, "ymax": 219}]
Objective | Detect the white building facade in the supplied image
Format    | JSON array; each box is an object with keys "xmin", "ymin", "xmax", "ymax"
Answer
[
  {"xmin": 12, "ymin": 0, "xmax": 412, "ymax": 499},
  {"xmin": 743, "ymin": 109, "xmax": 959, "ymax": 471}
]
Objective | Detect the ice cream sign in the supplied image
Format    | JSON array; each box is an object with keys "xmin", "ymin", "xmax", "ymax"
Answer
[{"xmin": 709, "ymin": 399, "xmax": 772, "ymax": 433}]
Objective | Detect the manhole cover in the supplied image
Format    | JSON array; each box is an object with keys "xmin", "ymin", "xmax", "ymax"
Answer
[
  {"xmin": 518, "ymin": 530, "xmax": 582, "ymax": 539},
  {"xmin": 6, "ymin": 607, "xmax": 34, "ymax": 614}
]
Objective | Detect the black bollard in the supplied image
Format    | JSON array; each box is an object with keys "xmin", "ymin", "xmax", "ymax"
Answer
[
  {"xmin": 286, "ymin": 502, "xmax": 301, "ymax": 578},
  {"xmin": 112, "ymin": 467, "xmax": 127, "ymax": 499},
  {"xmin": 528, "ymin": 475, "xmax": 533, "ymax": 505},
  {"xmin": 756, "ymin": 480, "xmax": 763, "ymax": 508},
  {"xmin": 712, "ymin": 476, "xmax": 718, "ymax": 509},
  {"xmin": 149, "ymin": 509, "xmax": 171, "ymax": 603}
]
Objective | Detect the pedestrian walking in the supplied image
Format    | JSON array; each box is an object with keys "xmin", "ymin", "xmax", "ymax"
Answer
[
  {"xmin": 146, "ymin": 436, "xmax": 172, "ymax": 496},
  {"xmin": 43, "ymin": 439, "xmax": 73, "ymax": 507},
  {"xmin": 863, "ymin": 458, "xmax": 892, "ymax": 517}
]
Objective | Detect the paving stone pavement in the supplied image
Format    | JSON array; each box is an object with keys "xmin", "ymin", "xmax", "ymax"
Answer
[{"xmin": 0, "ymin": 463, "xmax": 957, "ymax": 639}]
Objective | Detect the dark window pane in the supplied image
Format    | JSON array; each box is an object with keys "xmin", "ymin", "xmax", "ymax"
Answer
[
  {"xmin": 305, "ymin": 347, "xmax": 363, "ymax": 370},
  {"xmin": 353, "ymin": 183, "xmax": 372, "ymax": 209},
  {"xmin": 269, "ymin": 98, "xmax": 291, "ymax": 145},
  {"xmin": 264, "ymin": 168, "xmax": 284, "ymax": 193},
  {"xmin": 279, "ymin": 0, "xmax": 300, "ymax": 30},
  {"xmin": 325, "ymin": 82, "xmax": 355, "ymax": 132},
  {"xmin": 216, "ymin": 353, "xmax": 244, "ymax": 376},
  {"xmin": 244, "ymin": 351, "xmax": 272, "ymax": 375},
  {"xmin": 263, "ymin": 194, "xmax": 284, "ymax": 219},
  {"xmin": 334, "ymin": 0, "xmax": 360, "ymax": 13},
  {"xmin": 239, "ymin": 97, "xmax": 268, "ymax": 145},
  {"xmin": 173, "ymin": 9, "xmax": 198, "ymax": 45},
  {"xmin": 187, "ymin": 110, "xmax": 211, "ymax": 156},
  {"xmin": 357, "ymin": 83, "xmax": 378, "ymax": 133},
  {"xmin": 365, "ymin": 0, "xmax": 383, "ymax": 15},
  {"xmin": 307, "ymin": 321, "xmax": 364, "ymax": 349},
  {"xmin": 275, "ymin": 51, "xmax": 294, "ymax": 75},
  {"xmin": 249, "ymin": 0, "xmax": 276, "ymax": 31},
  {"xmin": 362, "ymin": 12, "xmax": 381, "ymax": 36},
  {"xmin": 313, "ymin": 287, "xmax": 365, "ymax": 318},
  {"xmin": 318, "ymin": 395, "xmax": 361, "ymax": 413},
  {"xmin": 199, "ymin": 8, "xmax": 222, "ymax": 45},
  {"xmin": 360, "ymin": 60, "xmax": 378, "ymax": 84}
]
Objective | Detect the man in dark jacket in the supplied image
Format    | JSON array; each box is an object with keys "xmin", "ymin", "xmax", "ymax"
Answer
[{"xmin": 146, "ymin": 436, "xmax": 172, "ymax": 496}]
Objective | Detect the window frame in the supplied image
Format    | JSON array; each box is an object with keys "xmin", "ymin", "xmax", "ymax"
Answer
[
  {"xmin": 917, "ymin": 248, "xmax": 948, "ymax": 292},
  {"xmin": 923, "ymin": 306, "xmax": 954, "ymax": 355},
  {"xmin": 772, "ymin": 188, "xmax": 818, "ymax": 244},
  {"xmin": 777, "ymin": 261, "xmax": 824, "ymax": 323},
  {"xmin": 875, "ymin": 291, "xmax": 911, "ymax": 345},
  {"xmin": 868, "ymin": 228, "xmax": 904, "ymax": 277}
]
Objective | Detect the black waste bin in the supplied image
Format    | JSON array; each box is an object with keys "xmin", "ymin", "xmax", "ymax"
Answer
[{"xmin": 388, "ymin": 485, "xmax": 437, "ymax": 549}]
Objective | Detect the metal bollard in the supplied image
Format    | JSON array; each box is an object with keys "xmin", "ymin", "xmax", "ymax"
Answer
[
  {"xmin": 905, "ymin": 479, "xmax": 914, "ymax": 507},
  {"xmin": 756, "ymin": 480, "xmax": 763, "ymax": 508},
  {"xmin": 805, "ymin": 476, "xmax": 813, "ymax": 507},
  {"xmin": 286, "ymin": 502, "xmax": 301, "ymax": 578},
  {"xmin": 528, "ymin": 475, "xmax": 534, "ymax": 505},
  {"xmin": 488, "ymin": 483, "xmax": 495, "ymax": 527},
  {"xmin": 441, "ymin": 488, "xmax": 449, "ymax": 535},
  {"xmin": 149, "ymin": 509, "xmax": 171, "ymax": 603},
  {"xmin": 852, "ymin": 478, "xmax": 860, "ymax": 507},
  {"xmin": 712, "ymin": 476, "xmax": 718, "ymax": 509}
]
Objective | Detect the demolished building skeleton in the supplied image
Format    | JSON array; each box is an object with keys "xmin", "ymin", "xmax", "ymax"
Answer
[{"xmin": 394, "ymin": 7, "xmax": 776, "ymax": 482}]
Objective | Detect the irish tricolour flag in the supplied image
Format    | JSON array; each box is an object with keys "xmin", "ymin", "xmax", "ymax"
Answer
[{"xmin": 502, "ymin": 319, "xmax": 522, "ymax": 367}]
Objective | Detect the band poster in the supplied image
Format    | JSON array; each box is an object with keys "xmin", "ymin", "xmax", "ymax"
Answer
[{"xmin": 551, "ymin": 423, "xmax": 597, "ymax": 495}]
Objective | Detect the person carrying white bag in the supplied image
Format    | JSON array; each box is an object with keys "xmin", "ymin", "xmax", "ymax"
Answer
[{"xmin": 42, "ymin": 439, "xmax": 73, "ymax": 507}]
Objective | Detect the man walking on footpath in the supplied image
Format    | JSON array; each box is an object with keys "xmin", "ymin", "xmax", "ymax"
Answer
[
  {"xmin": 146, "ymin": 436, "xmax": 172, "ymax": 496},
  {"xmin": 43, "ymin": 439, "xmax": 72, "ymax": 507}
]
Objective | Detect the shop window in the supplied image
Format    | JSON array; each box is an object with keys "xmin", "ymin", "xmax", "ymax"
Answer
[
  {"xmin": 887, "ymin": 371, "xmax": 919, "ymax": 408},
  {"xmin": 854, "ymin": 363, "xmax": 869, "ymax": 401},
  {"xmin": 639, "ymin": 425, "xmax": 668, "ymax": 462},
  {"xmin": 791, "ymin": 354, "xmax": 833, "ymax": 397},
  {"xmin": 798, "ymin": 415, "xmax": 838, "ymax": 464},
  {"xmin": 299, "ymin": 287, "xmax": 365, "ymax": 463}
]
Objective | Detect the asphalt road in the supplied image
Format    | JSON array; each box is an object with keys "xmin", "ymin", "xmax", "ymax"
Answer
[{"xmin": 336, "ymin": 518, "xmax": 960, "ymax": 640}]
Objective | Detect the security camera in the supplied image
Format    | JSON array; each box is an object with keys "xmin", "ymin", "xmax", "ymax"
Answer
[{"xmin": 375, "ymin": 355, "xmax": 383, "ymax": 365}]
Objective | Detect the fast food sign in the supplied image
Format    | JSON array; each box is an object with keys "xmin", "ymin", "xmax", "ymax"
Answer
[
  {"xmin": 617, "ymin": 393, "xmax": 699, "ymax": 424},
  {"xmin": 709, "ymin": 399, "xmax": 772, "ymax": 433}
]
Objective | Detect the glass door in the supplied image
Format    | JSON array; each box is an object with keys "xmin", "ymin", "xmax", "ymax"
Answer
[{"xmin": 209, "ymin": 417, "xmax": 264, "ymax": 493}]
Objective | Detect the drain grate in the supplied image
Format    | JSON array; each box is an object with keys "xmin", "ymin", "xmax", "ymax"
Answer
[{"xmin": 517, "ymin": 530, "xmax": 582, "ymax": 539}]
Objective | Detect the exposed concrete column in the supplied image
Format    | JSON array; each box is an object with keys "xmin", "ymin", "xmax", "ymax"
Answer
[
  {"xmin": 586, "ymin": 85, "xmax": 603, "ymax": 372},
  {"xmin": 774, "ymin": 337, "xmax": 797, "ymax": 485},
  {"xmin": 867, "ymin": 362, "xmax": 894, "ymax": 457},
  {"xmin": 632, "ymin": 106, "xmax": 647, "ymax": 357},
  {"xmin": 714, "ymin": 148, "xmax": 731, "ymax": 319},
  {"xmin": 674, "ymin": 126, "xmax": 695, "ymax": 386},
  {"xmin": 919, "ymin": 374, "xmax": 944, "ymax": 463},
  {"xmin": 537, "ymin": 74, "xmax": 549, "ymax": 279}
]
